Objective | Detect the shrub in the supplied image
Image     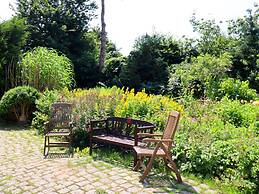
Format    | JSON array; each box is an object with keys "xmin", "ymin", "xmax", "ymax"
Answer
[
  {"xmin": 0, "ymin": 86, "xmax": 39, "ymax": 122},
  {"xmin": 218, "ymin": 78, "xmax": 257, "ymax": 101},
  {"xmin": 20, "ymin": 47, "xmax": 74, "ymax": 91},
  {"xmin": 114, "ymin": 88, "xmax": 183, "ymax": 130},
  {"xmin": 168, "ymin": 53, "xmax": 232, "ymax": 99},
  {"xmin": 173, "ymin": 97, "xmax": 259, "ymax": 193},
  {"xmin": 69, "ymin": 87, "xmax": 183, "ymax": 147},
  {"xmin": 216, "ymin": 97, "xmax": 257, "ymax": 127}
]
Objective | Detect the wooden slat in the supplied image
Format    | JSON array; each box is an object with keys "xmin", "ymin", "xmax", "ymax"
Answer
[
  {"xmin": 93, "ymin": 135, "xmax": 145, "ymax": 148},
  {"xmin": 45, "ymin": 132, "xmax": 70, "ymax": 137},
  {"xmin": 47, "ymin": 142, "xmax": 70, "ymax": 147}
]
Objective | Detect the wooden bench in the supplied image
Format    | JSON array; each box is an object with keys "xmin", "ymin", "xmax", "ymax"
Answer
[{"xmin": 89, "ymin": 117, "xmax": 155, "ymax": 155}]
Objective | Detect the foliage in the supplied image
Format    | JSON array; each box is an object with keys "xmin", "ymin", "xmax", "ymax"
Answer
[
  {"xmin": 168, "ymin": 53, "xmax": 232, "ymax": 98},
  {"xmin": 20, "ymin": 47, "xmax": 74, "ymax": 91},
  {"xmin": 228, "ymin": 7, "xmax": 259, "ymax": 91},
  {"xmin": 173, "ymin": 98, "xmax": 259, "ymax": 193},
  {"xmin": 120, "ymin": 33, "xmax": 184, "ymax": 94},
  {"xmin": 71, "ymin": 87, "xmax": 183, "ymax": 130},
  {"xmin": 190, "ymin": 15, "xmax": 232, "ymax": 56},
  {"xmin": 0, "ymin": 86, "xmax": 39, "ymax": 122},
  {"xmin": 16, "ymin": 0, "xmax": 98, "ymax": 88},
  {"xmin": 71, "ymin": 30, "xmax": 100, "ymax": 88},
  {"xmin": 102, "ymin": 41, "xmax": 127, "ymax": 86},
  {"xmin": 114, "ymin": 89, "xmax": 183, "ymax": 130},
  {"xmin": 0, "ymin": 17, "xmax": 29, "ymax": 96},
  {"xmin": 218, "ymin": 78, "xmax": 257, "ymax": 101},
  {"xmin": 216, "ymin": 97, "xmax": 256, "ymax": 128}
]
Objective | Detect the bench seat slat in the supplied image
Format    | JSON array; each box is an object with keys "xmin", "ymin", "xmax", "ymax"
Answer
[{"xmin": 93, "ymin": 135, "xmax": 145, "ymax": 148}]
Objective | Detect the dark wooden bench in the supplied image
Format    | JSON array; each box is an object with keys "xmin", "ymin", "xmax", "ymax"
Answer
[{"xmin": 89, "ymin": 117, "xmax": 155, "ymax": 155}]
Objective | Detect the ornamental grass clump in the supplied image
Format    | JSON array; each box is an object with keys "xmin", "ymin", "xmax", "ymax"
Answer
[{"xmin": 20, "ymin": 47, "xmax": 74, "ymax": 91}]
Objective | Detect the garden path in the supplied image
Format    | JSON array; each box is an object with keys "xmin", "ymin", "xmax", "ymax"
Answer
[{"xmin": 0, "ymin": 126, "xmax": 218, "ymax": 194}]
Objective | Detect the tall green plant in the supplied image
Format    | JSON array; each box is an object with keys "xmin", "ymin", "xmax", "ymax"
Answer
[{"xmin": 20, "ymin": 47, "xmax": 74, "ymax": 91}]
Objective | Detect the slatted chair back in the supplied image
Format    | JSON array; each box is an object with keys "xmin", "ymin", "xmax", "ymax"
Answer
[
  {"xmin": 162, "ymin": 111, "xmax": 180, "ymax": 150},
  {"xmin": 49, "ymin": 102, "xmax": 73, "ymax": 129}
]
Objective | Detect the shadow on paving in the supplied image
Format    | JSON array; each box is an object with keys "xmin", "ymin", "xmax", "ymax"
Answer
[
  {"xmin": 0, "ymin": 121, "xmax": 30, "ymax": 131},
  {"xmin": 143, "ymin": 173, "xmax": 198, "ymax": 193}
]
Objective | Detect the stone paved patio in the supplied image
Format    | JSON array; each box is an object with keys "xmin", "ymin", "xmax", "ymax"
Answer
[{"xmin": 0, "ymin": 126, "xmax": 219, "ymax": 194}]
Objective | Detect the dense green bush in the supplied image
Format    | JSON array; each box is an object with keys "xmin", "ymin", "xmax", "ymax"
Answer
[
  {"xmin": 168, "ymin": 53, "xmax": 232, "ymax": 98},
  {"xmin": 0, "ymin": 86, "xmax": 39, "ymax": 122},
  {"xmin": 174, "ymin": 98, "xmax": 259, "ymax": 193},
  {"xmin": 216, "ymin": 97, "xmax": 256, "ymax": 127},
  {"xmin": 20, "ymin": 47, "xmax": 74, "ymax": 91},
  {"xmin": 218, "ymin": 78, "xmax": 257, "ymax": 101}
]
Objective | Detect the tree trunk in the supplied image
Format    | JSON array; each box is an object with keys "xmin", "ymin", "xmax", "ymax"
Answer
[
  {"xmin": 99, "ymin": 0, "xmax": 107, "ymax": 71},
  {"xmin": 18, "ymin": 103, "xmax": 27, "ymax": 122}
]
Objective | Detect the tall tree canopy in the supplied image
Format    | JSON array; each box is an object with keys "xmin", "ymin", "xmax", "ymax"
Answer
[
  {"xmin": 120, "ymin": 34, "xmax": 184, "ymax": 94},
  {"xmin": 228, "ymin": 7, "xmax": 259, "ymax": 91},
  {"xmin": 16, "ymin": 0, "xmax": 98, "ymax": 88},
  {"xmin": 0, "ymin": 17, "xmax": 29, "ymax": 96}
]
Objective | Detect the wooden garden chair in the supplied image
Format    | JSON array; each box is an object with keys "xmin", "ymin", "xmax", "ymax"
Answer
[
  {"xmin": 43, "ymin": 102, "xmax": 73, "ymax": 157},
  {"xmin": 133, "ymin": 111, "xmax": 182, "ymax": 183}
]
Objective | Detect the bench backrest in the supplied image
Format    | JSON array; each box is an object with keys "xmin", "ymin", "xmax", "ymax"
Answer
[
  {"xmin": 106, "ymin": 117, "xmax": 154, "ymax": 138},
  {"xmin": 49, "ymin": 102, "xmax": 72, "ymax": 129}
]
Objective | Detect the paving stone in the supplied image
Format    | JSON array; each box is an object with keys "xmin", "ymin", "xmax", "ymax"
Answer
[
  {"xmin": 205, "ymin": 189, "xmax": 218, "ymax": 194},
  {"xmin": 193, "ymin": 186, "xmax": 202, "ymax": 193},
  {"xmin": 0, "ymin": 129, "xmax": 219, "ymax": 194},
  {"xmin": 57, "ymin": 187, "xmax": 71, "ymax": 194}
]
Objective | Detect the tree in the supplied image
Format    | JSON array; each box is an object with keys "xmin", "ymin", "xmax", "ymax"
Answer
[
  {"xmin": 20, "ymin": 47, "xmax": 74, "ymax": 91},
  {"xmin": 16, "ymin": 0, "xmax": 98, "ymax": 88},
  {"xmin": 120, "ymin": 33, "xmax": 184, "ymax": 94},
  {"xmin": 0, "ymin": 17, "xmax": 29, "ymax": 97},
  {"xmin": 98, "ymin": 0, "xmax": 107, "ymax": 71},
  {"xmin": 228, "ymin": 6, "xmax": 259, "ymax": 91},
  {"xmin": 190, "ymin": 14, "xmax": 232, "ymax": 56},
  {"xmin": 102, "ymin": 41, "xmax": 127, "ymax": 86}
]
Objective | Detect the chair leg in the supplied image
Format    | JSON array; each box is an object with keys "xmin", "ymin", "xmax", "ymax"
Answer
[
  {"xmin": 140, "ymin": 156, "xmax": 155, "ymax": 182},
  {"xmin": 133, "ymin": 156, "xmax": 144, "ymax": 171},
  {"xmin": 133, "ymin": 151, "xmax": 137, "ymax": 168},
  {"xmin": 47, "ymin": 137, "xmax": 50, "ymax": 156},
  {"xmin": 43, "ymin": 136, "xmax": 47, "ymax": 156},
  {"xmin": 163, "ymin": 157, "xmax": 172, "ymax": 173},
  {"xmin": 167, "ymin": 156, "xmax": 182, "ymax": 183}
]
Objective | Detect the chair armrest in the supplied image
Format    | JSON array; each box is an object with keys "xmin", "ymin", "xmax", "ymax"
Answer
[
  {"xmin": 136, "ymin": 125, "xmax": 155, "ymax": 131},
  {"xmin": 142, "ymin": 138, "xmax": 172, "ymax": 143},
  {"xmin": 137, "ymin": 133, "xmax": 163, "ymax": 137},
  {"xmin": 44, "ymin": 121, "xmax": 49, "ymax": 126},
  {"xmin": 44, "ymin": 121, "xmax": 51, "ymax": 134}
]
